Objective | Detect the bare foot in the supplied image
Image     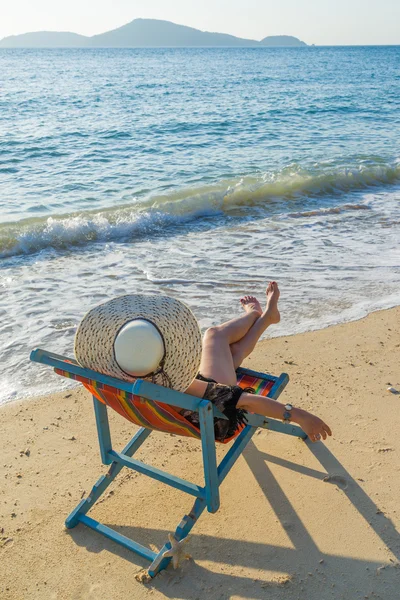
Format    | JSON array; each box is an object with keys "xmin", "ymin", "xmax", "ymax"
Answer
[
  {"xmin": 240, "ymin": 295, "xmax": 262, "ymax": 315},
  {"xmin": 264, "ymin": 282, "xmax": 280, "ymax": 324}
]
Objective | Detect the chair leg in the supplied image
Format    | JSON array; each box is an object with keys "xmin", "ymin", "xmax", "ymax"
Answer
[
  {"xmin": 93, "ymin": 397, "xmax": 112, "ymax": 465},
  {"xmin": 147, "ymin": 425, "xmax": 260, "ymax": 577},
  {"xmin": 65, "ymin": 427, "xmax": 151, "ymax": 528},
  {"xmin": 65, "ymin": 470, "xmax": 118, "ymax": 529},
  {"xmin": 147, "ymin": 497, "xmax": 207, "ymax": 577},
  {"xmin": 217, "ymin": 425, "xmax": 256, "ymax": 484},
  {"xmin": 198, "ymin": 400, "xmax": 220, "ymax": 513}
]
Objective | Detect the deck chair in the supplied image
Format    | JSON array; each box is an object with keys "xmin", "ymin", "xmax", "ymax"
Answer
[{"xmin": 30, "ymin": 348, "xmax": 306, "ymax": 577}]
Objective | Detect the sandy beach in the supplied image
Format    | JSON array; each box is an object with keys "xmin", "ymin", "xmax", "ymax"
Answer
[{"xmin": 1, "ymin": 306, "xmax": 399, "ymax": 600}]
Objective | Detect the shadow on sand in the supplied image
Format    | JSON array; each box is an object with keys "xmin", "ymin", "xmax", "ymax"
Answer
[{"xmin": 69, "ymin": 439, "xmax": 400, "ymax": 598}]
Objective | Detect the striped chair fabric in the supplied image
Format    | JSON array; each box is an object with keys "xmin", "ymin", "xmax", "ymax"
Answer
[{"xmin": 54, "ymin": 368, "xmax": 274, "ymax": 444}]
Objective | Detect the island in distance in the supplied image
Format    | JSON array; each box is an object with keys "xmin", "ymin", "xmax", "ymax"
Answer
[{"xmin": 0, "ymin": 18, "xmax": 307, "ymax": 48}]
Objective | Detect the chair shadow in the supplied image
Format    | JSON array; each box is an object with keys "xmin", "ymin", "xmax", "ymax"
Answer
[
  {"xmin": 68, "ymin": 438, "xmax": 400, "ymax": 598},
  {"xmin": 307, "ymin": 441, "xmax": 400, "ymax": 561},
  {"xmin": 69, "ymin": 524, "xmax": 396, "ymax": 599},
  {"xmin": 248, "ymin": 439, "xmax": 400, "ymax": 562}
]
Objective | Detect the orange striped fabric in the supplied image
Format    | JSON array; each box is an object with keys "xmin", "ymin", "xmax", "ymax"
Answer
[{"xmin": 54, "ymin": 368, "xmax": 275, "ymax": 444}]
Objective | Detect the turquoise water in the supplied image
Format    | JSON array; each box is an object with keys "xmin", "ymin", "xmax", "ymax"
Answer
[{"xmin": 0, "ymin": 47, "xmax": 399, "ymax": 402}]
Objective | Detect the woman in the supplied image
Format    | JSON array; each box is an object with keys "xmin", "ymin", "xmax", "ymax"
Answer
[
  {"xmin": 75, "ymin": 283, "xmax": 331, "ymax": 443},
  {"xmin": 182, "ymin": 282, "xmax": 332, "ymax": 443}
]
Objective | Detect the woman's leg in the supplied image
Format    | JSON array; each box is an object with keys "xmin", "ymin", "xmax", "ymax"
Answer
[
  {"xmin": 197, "ymin": 282, "xmax": 280, "ymax": 386},
  {"xmin": 230, "ymin": 282, "xmax": 280, "ymax": 369},
  {"xmin": 198, "ymin": 304, "xmax": 261, "ymax": 386}
]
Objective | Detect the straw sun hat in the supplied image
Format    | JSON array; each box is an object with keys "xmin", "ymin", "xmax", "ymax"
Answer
[{"xmin": 74, "ymin": 295, "xmax": 202, "ymax": 392}]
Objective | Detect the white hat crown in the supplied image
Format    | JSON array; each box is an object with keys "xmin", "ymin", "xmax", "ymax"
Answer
[{"xmin": 114, "ymin": 319, "xmax": 165, "ymax": 377}]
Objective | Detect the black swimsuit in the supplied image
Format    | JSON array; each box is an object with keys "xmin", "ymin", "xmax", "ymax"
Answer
[{"xmin": 180, "ymin": 374, "xmax": 254, "ymax": 442}]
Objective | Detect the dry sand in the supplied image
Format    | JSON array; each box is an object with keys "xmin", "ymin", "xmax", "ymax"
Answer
[{"xmin": 1, "ymin": 307, "xmax": 400, "ymax": 600}]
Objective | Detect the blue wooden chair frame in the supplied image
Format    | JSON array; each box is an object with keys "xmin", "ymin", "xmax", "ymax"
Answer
[{"xmin": 30, "ymin": 348, "xmax": 306, "ymax": 577}]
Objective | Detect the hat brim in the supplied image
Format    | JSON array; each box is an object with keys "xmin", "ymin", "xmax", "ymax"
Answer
[{"xmin": 74, "ymin": 294, "xmax": 202, "ymax": 393}]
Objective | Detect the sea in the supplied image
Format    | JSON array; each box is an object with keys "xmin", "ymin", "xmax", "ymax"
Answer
[{"xmin": 0, "ymin": 46, "xmax": 399, "ymax": 404}]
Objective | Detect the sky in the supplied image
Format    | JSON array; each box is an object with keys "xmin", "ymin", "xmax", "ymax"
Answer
[{"xmin": 1, "ymin": 0, "xmax": 400, "ymax": 46}]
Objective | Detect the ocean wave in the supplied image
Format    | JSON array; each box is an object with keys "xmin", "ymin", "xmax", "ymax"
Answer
[
  {"xmin": 0, "ymin": 210, "xmax": 187, "ymax": 258},
  {"xmin": 1, "ymin": 159, "xmax": 399, "ymax": 258}
]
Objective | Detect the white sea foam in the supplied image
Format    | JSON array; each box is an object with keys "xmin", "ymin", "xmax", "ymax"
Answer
[{"xmin": 1, "ymin": 160, "xmax": 399, "ymax": 259}]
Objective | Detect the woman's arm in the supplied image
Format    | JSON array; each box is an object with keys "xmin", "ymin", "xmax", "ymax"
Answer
[
  {"xmin": 237, "ymin": 392, "xmax": 332, "ymax": 443},
  {"xmin": 184, "ymin": 379, "xmax": 332, "ymax": 442}
]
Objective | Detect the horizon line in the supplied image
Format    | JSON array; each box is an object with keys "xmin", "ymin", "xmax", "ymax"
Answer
[{"xmin": 1, "ymin": 44, "xmax": 399, "ymax": 47}]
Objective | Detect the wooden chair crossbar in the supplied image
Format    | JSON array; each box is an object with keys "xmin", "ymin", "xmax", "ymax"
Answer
[{"xmin": 30, "ymin": 348, "xmax": 306, "ymax": 577}]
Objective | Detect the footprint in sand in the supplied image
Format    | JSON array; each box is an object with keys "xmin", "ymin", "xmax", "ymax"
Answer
[{"xmin": 322, "ymin": 474, "xmax": 348, "ymax": 490}]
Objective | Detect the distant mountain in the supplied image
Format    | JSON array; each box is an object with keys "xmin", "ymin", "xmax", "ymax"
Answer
[
  {"xmin": 89, "ymin": 19, "xmax": 258, "ymax": 47},
  {"xmin": 0, "ymin": 31, "xmax": 89, "ymax": 48},
  {"xmin": 0, "ymin": 19, "xmax": 307, "ymax": 48},
  {"xmin": 260, "ymin": 35, "xmax": 306, "ymax": 47}
]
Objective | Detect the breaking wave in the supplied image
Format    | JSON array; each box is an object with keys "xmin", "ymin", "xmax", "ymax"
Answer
[{"xmin": 1, "ymin": 159, "xmax": 399, "ymax": 258}]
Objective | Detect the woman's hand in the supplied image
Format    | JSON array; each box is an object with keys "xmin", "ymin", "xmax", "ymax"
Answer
[{"xmin": 293, "ymin": 408, "xmax": 332, "ymax": 442}]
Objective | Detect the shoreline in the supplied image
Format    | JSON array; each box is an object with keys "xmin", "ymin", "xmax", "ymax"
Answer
[
  {"xmin": 2, "ymin": 302, "xmax": 400, "ymax": 409},
  {"xmin": 1, "ymin": 306, "xmax": 400, "ymax": 599}
]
